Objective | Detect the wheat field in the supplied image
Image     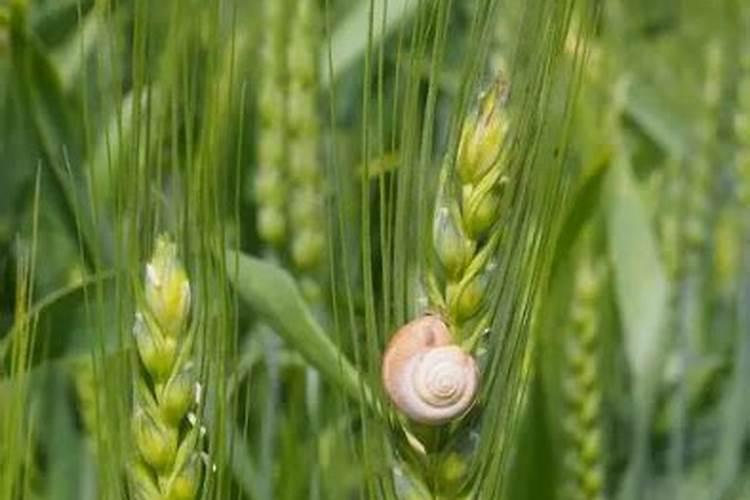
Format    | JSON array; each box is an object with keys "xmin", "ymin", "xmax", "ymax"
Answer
[{"xmin": 0, "ymin": 0, "xmax": 748, "ymax": 499}]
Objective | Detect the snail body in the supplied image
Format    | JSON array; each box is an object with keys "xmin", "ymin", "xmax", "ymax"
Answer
[{"xmin": 382, "ymin": 315, "xmax": 478, "ymax": 425}]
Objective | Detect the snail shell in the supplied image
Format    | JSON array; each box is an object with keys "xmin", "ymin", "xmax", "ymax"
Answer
[{"xmin": 382, "ymin": 315, "xmax": 478, "ymax": 425}]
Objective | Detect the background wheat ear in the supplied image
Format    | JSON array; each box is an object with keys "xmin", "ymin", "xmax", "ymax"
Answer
[
  {"xmin": 559, "ymin": 240, "xmax": 607, "ymax": 500},
  {"xmin": 254, "ymin": 0, "xmax": 290, "ymax": 250},
  {"xmin": 128, "ymin": 235, "xmax": 204, "ymax": 500}
]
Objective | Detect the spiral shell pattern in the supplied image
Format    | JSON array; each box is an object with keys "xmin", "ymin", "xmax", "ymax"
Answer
[{"xmin": 382, "ymin": 315, "xmax": 478, "ymax": 425}]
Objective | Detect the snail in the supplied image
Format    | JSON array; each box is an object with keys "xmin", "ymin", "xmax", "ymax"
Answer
[{"xmin": 382, "ymin": 315, "xmax": 478, "ymax": 425}]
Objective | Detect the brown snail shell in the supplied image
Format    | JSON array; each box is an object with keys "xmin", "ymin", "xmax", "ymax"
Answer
[{"xmin": 382, "ymin": 315, "xmax": 478, "ymax": 425}]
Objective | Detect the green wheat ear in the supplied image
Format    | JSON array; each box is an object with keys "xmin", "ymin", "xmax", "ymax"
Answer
[
  {"xmin": 128, "ymin": 235, "xmax": 204, "ymax": 500},
  {"xmin": 255, "ymin": 0, "xmax": 290, "ymax": 248},
  {"xmin": 287, "ymin": 0, "xmax": 326, "ymax": 302},
  {"xmin": 430, "ymin": 76, "xmax": 511, "ymax": 345},
  {"xmin": 560, "ymin": 251, "xmax": 606, "ymax": 500},
  {"xmin": 254, "ymin": 0, "xmax": 326, "ymax": 303}
]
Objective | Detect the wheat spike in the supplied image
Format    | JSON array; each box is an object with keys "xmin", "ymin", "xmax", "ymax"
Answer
[{"xmin": 128, "ymin": 236, "xmax": 204, "ymax": 500}]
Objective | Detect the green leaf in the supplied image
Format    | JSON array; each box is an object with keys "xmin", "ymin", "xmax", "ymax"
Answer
[
  {"xmin": 227, "ymin": 421, "xmax": 264, "ymax": 500},
  {"xmin": 550, "ymin": 158, "xmax": 609, "ymax": 280},
  {"xmin": 625, "ymin": 79, "xmax": 689, "ymax": 157},
  {"xmin": 321, "ymin": 0, "xmax": 422, "ymax": 87},
  {"xmin": 606, "ymin": 150, "xmax": 668, "ymax": 387},
  {"xmin": 42, "ymin": 365, "xmax": 83, "ymax": 500},
  {"xmin": 607, "ymin": 147, "xmax": 669, "ymax": 499},
  {"xmin": 225, "ymin": 250, "xmax": 377, "ymax": 412},
  {"xmin": 50, "ymin": 7, "xmax": 103, "ymax": 91},
  {"xmin": 0, "ymin": 270, "xmax": 117, "ymax": 368},
  {"xmin": 8, "ymin": 4, "xmax": 103, "ymax": 270}
]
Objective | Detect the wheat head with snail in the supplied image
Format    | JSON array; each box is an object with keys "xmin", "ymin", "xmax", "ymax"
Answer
[{"xmin": 382, "ymin": 315, "xmax": 478, "ymax": 425}]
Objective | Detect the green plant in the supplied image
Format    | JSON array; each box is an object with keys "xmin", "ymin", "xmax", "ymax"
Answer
[
  {"xmin": 129, "ymin": 236, "xmax": 203, "ymax": 500},
  {"xmin": 559, "ymin": 242, "xmax": 606, "ymax": 500},
  {"xmin": 2, "ymin": 1, "xmax": 750, "ymax": 499},
  {"xmin": 428, "ymin": 77, "xmax": 509, "ymax": 344}
]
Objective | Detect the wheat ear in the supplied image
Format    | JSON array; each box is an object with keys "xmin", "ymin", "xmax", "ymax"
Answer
[
  {"xmin": 286, "ymin": 0, "xmax": 326, "ymax": 302},
  {"xmin": 255, "ymin": 0, "xmax": 290, "ymax": 248},
  {"xmin": 430, "ymin": 76, "xmax": 511, "ymax": 344},
  {"xmin": 560, "ymin": 253, "xmax": 606, "ymax": 500},
  {"xmin": 128, "ymin": 236, "xmax": 203, "ymax": 500}
]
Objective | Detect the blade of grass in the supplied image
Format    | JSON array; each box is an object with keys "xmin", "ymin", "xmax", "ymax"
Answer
[
  {"xmin": 607, "ymin": 137, "xmax": 669, "ymax": 500},
  {"xmin": 321, "ymin": 0, "xmax": 423, "ymax": 88},
  {"xmin": 226, "ymin": 249, "xmax": 377, "ymax": 413}
]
